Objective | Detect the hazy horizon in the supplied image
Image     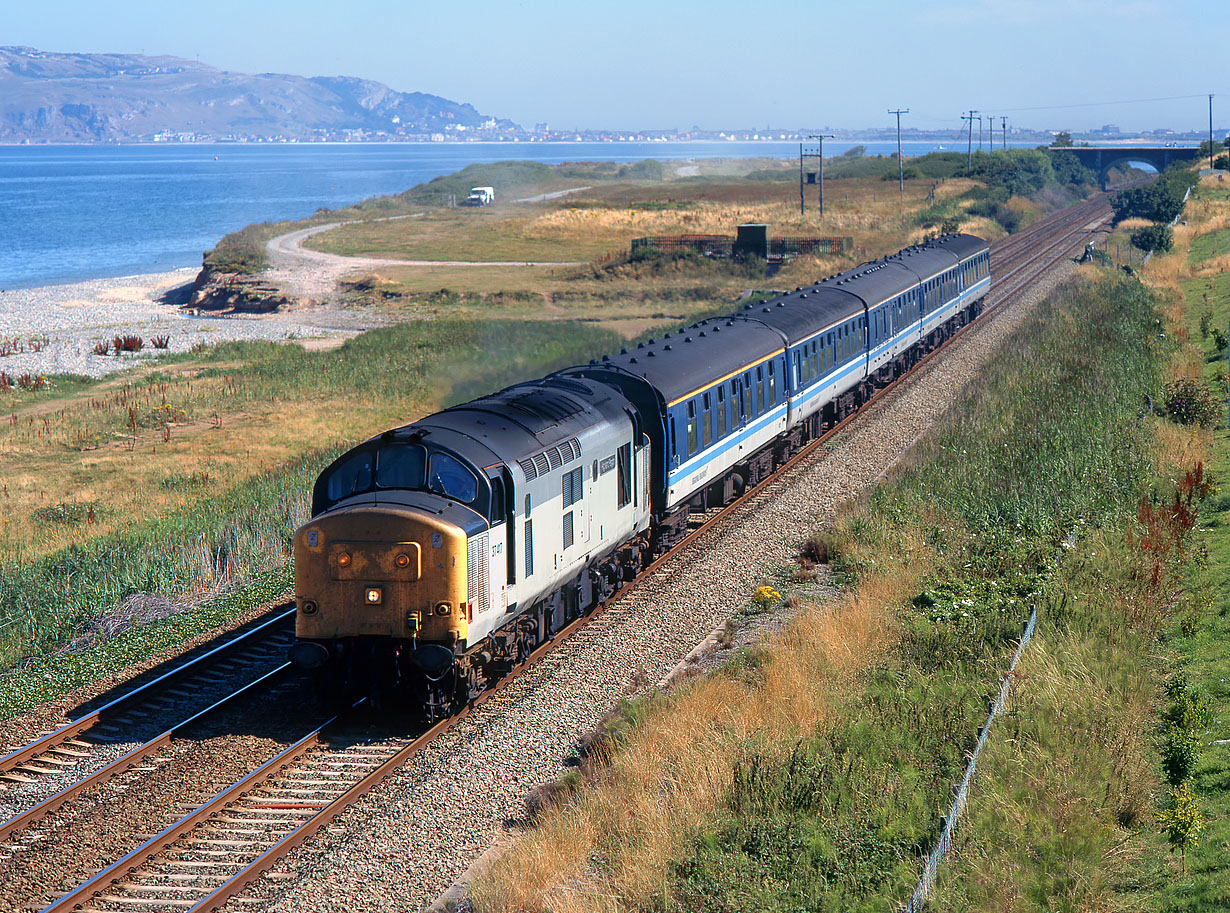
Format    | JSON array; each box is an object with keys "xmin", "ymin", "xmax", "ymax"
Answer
[{"xmin": 6, "ymin": 0, "xmax": 1229, "ymax": 135}]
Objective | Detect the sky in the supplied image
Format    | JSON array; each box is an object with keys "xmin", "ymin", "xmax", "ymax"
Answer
[{"xmin": 5, "ymin": 0, "xmax": 1229, "ymax": 133}]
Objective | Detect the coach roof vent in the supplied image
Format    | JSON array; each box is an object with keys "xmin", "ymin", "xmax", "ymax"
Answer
[{"xmin": 620, "ymin": 347, "xmax": 628, "ymax": 354}]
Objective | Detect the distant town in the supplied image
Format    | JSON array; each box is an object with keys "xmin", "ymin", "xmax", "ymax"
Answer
[{"xmin": 144, "ymin": 124, "xmax": 1216, "ymax": 146}]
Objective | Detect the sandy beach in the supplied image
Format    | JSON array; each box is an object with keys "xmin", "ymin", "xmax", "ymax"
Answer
[{"xmin": 0, "ymin": 270, "xmax": 377, "ymax": 379}]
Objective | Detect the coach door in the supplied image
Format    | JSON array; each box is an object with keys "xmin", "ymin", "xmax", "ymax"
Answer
[{"xmin": 733, "ymin": 376, "xmax": 747, "ymax": 431}]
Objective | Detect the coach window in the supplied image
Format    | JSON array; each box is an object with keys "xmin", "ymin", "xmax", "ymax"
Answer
[
  {"xmin": 702, "ymin": 392, "xmax": 713, "ymax": 446},
  {"xmin": 768, "ymin": 361, "xmax": 777, "ymax": 406},
  {"xmin": 717, "ymin": 386, "xmax": 727, "ymax": 437},
  {"xmin": 810, "ymin": 340, "xmax": 819, "ymax": 377},
  {"xmin": 799, "ymin": 348, "xmax": 810, "ymax": 385},
  {"xmin": 686, "ymin": 400, "xmax": 698, "ymax": 455}
]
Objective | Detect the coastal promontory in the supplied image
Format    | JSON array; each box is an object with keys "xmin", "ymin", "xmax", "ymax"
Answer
[{"xmin": 0, "ymin": 45, "xmax": 517, "ymax": 142}]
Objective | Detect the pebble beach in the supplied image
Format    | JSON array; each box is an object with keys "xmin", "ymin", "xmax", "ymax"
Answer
[{"xmin": 0, "ymin": 270, "xmax": 372, "ymax": 380}]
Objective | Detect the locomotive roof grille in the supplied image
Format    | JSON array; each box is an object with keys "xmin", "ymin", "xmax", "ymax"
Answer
[{"xmin": 517, "ymin": 436, "xmax": 582, "ymax": 481}]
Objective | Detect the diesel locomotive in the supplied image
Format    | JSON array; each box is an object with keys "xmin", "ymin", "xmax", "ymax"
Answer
[{"xmin": 290, "ymin": 233, "xmax": 992, "ymax": 718}]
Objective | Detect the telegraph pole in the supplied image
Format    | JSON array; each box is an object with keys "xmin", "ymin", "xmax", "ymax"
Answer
[
  {"xmin": 1001, "ymin": 116, "xmax": 1007, "ymax": 151},
  {"xmin": 963, "ymin": 111, "xmax": 977, "ymax": 170},
  {"xmin": 810, "ymin": 134, "xmax": 835, "ymax": 214},
  {"xmin": 977, "ymin": 115, "xmax": 983, "ymax": 152},
  {"xmin": 888, "ymin": 108, "xmax": 909, "ymax": 200},
  {"xmin": 1211, "ymin": 94, "xmax": 1216, "ymax": 169}
]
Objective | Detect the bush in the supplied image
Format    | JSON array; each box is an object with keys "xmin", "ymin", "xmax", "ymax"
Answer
[
  {"xmin": 1214, "ymin": 154, "xmax": 1229, "ymax": 170},
  {"xmin": 1131, "ymin": 223, "xmax": 1174, "ymax": 253},
  {"xmin": 1112, "ymin": 168, "xmax": 1196, "ymax": 224},
  {"xmin": 1163, "ymin": 377, "xmax": 1221, "ymax": 427}
]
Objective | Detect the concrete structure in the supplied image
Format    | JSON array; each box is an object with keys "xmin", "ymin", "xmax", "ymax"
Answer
[{"xmin": 1058, "ymin": 145, "xmax": 1205, "ymax": 188}]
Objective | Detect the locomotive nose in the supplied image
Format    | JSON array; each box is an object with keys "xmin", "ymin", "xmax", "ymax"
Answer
[{"xmin": 293, "ymin": 506, "xmax": 469, "ymax": 647}]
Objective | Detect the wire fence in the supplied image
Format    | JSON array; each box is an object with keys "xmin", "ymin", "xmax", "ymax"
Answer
[{"xmin": 901, "ymin": 603, "xmax": 1038, "ymax": 913}]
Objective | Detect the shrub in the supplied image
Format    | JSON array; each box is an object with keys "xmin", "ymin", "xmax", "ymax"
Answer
[
  {"xmin": 1163, "ymin": 377, "xmax": 1220, "ymax": 427},
  {"xmin": 1130, "ymin": 223, "xmax": 1173, "ymax": 254}
]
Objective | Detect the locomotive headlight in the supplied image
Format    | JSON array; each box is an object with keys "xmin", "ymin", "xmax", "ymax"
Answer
[
  {"xmin": 301, "ymin": 599, "xmax": 319, "ymax": 616},
  {"xmin": 435, "ymin": 601, "xmax": 452, "ymax": 615},
  {"xmin": 365, "ymin": 587, "xmax": 383, "ymax": 605},
  {"xmin": 395, "ymin": 552, "xmax": 411, "ymax": 568},
  {"xmin": 337, "ymin": 552, "xmax": 352, "ymax": 568}
]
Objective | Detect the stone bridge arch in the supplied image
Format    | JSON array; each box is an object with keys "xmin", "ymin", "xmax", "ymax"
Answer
[{"xmin": 1055, "ymin": 146, "xmax": 1204, "ymax": 189}]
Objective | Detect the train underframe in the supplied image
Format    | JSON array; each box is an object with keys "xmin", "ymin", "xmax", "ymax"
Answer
[{"xmin": 312, "ymin": 294, "xmax": 985, "ymax": 721}]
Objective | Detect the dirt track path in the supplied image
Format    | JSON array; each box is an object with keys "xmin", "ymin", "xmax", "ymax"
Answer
[{"xmin": 263, "ymin": 215, "xmax": 584, "ymax": 303}]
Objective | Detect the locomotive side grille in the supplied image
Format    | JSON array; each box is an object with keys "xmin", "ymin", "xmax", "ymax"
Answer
[
  {"xmin": 517, "ymin": 457, "xmax": 538, "ymax": 481},
  {"xmin": 467, "ymin": 532, "xmax": 490, "ymax": 616},
  {"xmin": 562, "ymin": 511, "xmax": 574, "ymax": 549},
  {"xmin": 533, "ymin": 453, "xmax": 550, "ymax": 477},
  {"xmin": 546, "ymin": 447, "xmax": 563, "ymax": 470}
]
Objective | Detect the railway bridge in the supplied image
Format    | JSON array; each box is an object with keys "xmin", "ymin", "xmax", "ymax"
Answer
[{"xmin": 1058, "ymin": 145, "xmax": 1205, "ymax": 188}]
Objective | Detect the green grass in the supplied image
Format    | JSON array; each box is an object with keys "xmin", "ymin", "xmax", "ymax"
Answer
[
  {"xmin": 1188, "ymin": 227, "xmax": 1230, "ymax": 266},
  {"xmin": 0, "ymin": 317, "xmax": 624, "ymax": 717},
  {"xmin": 661, "ymin": 273, "xmax": 1166, "ymax": 912}
]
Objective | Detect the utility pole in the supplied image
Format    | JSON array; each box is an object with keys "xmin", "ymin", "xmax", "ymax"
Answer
[
  {"xmin": 888, "ymin": 108, "xmax": 909, "ymax": 200},
  {"xmin": 1211, "ymin": 94, "xmax": 1216, "ymax": 169},
  {"xmin": 977, "ymin": 115, "xmax": 983, "ymax": 152},
  {"xmin": 963, "ymin": 111, "xmax": 977, "ymax": 170},
  {"xmin": 809, "ymin": 134, "xmax": 835, "ymax": 214},
  {"xmin": 985, "ymin": 115, "xmax": 991, "ymax": 151},
  {"xmin": 1001, "ymin": 116, "xmax": 1007, "ymax": 151}
]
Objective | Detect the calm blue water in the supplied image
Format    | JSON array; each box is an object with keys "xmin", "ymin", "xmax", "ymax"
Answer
[{"xmin": 0, "ymin": 140, "xmax": 1011, "ymax": 290}]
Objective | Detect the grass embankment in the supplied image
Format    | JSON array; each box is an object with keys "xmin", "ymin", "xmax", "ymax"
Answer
[
  {"xmin": 0, "ymin": 319, "xmax": 622, "ymax": 716},
  {"xmin": 922, "ymin": 174, "xmax": 1230, "ymax": 911},
  {"xmin": 473, "ymin": 267, "xmax": 1168, "ymax": 912}
]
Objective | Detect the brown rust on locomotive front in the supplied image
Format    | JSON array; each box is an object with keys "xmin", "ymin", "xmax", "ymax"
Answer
[{"xmin": 294, "ymin": 506, "xmax": 469, "ymax": 644}]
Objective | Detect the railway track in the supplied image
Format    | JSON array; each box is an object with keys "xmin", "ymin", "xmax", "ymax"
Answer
[
  {"xmin": 21, "ymin": 195, "xmax": 1112, "ymax": 913},
  {"xmin": 0, "ymin": 611, "xmax": 295, "ymax": 841}
]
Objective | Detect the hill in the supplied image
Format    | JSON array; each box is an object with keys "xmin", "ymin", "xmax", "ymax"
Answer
[{"xmin": 0, "ymin": 46, "xmax": 517, "ymax": 142}]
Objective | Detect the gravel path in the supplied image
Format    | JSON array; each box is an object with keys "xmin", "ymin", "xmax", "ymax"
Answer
[
  {"xmin": 264, "ymin": 215, "xmax": 583, "ymax": 305},
  {"xmin": 214, "ymin": 261, "xmax": 1078, "ymax": 913},
  {"xmin": 0, "ymin": 272, "xmax": 378, "ymax": 380}
]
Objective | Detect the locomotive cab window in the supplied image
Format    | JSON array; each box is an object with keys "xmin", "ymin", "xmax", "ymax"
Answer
[
  {"xmin": 325, "ymin": 451, "xmax": 373, "ymax": 504},
  {"xmin": 427, "ymin": 452, "xmax": 479, "ymax": 505},
  {"xmin": 375, "ymin": 443, "xmax": 427, "ymax": 490}
]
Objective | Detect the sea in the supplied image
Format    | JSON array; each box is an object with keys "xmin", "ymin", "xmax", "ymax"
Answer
[{"xmin": 0, "ymin": 140, "xmax": 1019, "ymax": 290}]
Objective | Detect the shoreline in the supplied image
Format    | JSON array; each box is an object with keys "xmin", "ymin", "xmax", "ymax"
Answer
[{"xmin": 0, "ymin": 269, "xmax": 374, "ymax": 380}]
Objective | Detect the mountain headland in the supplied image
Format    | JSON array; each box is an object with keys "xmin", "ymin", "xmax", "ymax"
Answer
[{"xmin": 0, "ymin": 45, "xmax": 517, "ymax": 143}]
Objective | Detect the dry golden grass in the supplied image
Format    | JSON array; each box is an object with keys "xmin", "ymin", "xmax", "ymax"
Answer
[
  {"xmin": 472, "ymin": 544, "xmax": 928, "ymax": 913},
  {"xmin": 0, "ymin": 371, "xmax": 416, "ymax": 561},
  {"xmin": 1150, "ymin": 416, "xmax": 1210, "ymax": 479}
]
